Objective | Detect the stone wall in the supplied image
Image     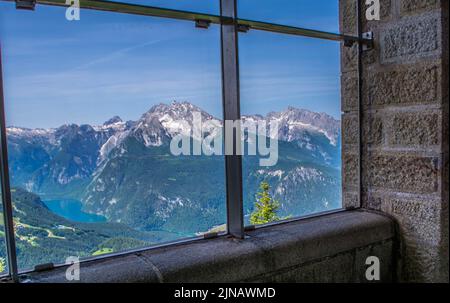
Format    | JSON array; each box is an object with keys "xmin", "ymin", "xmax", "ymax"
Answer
[{"xmin": 340, "ymin": 0, "xmax": 449, "ymax": 282}]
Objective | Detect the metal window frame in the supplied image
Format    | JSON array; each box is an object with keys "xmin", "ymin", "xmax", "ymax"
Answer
[
  {"xmin": 356, "ymin": 0, "xmax": 364, "ymax": 210},
  {"xmin": 0, "ymin": 0, "xmax": 371, "ymax": 281},
  {"xmin": 0, "ymin": 46, "xmax": 19, "ymax": 282}
]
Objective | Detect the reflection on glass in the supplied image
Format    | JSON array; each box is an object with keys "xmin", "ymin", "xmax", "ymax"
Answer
[
  {"xmin": 0, "ymin": 3, "xmax": 225, "ymax": 270},
  {"xmin": 237, "ymin": 0, "xmax": 339, "ymax": 33},
  {"xmin": 239, "ymin": 30, "xmax": 342, "ymax": 226}
]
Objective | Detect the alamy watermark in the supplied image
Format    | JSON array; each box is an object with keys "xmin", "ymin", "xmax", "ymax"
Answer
[
  {"xmin": 65, "ymin": 1, "xmax": 381, "ymax": 22},
  {"xmin": 65, "ymin": 0, "xmax": 80, "ymax": 21},
  {"xmin": 365, "ymin": 256, "xmax": 380, "ymax": 281},
  {"xmin": 65, "ymin": 256, "xmax": 80, "ymax": 281},
  {"xmin": 366, "ymin": 0, "xmax": 381, "ymax": 21},
  {"xmin": 168, "ymin": 112, "xmax": 279, "ymax": 167}
]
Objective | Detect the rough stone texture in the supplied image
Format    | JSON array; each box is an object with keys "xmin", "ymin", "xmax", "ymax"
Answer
[
  {"xmin": 365, "ymin": 154, "xmax": 439, "ymax": 194},
  {"xmin": 343, "ymin": 191, "xmax": 360, "ymax": 209},
  {"xmin": 388, "ymin": 111, "xmax": 439, "ymax": 146},
  {"xmin": 366, "ymin": 64, "xmax": 439, "ymax": 107},
  {"xmin": 364, "ymin": 114, "xmax": 384, "ymax": 146},
  {"xmin": 389, "ymin": 196, "xmax": 442, "ymax": 246},
  {"xmin": 342, "ymin": 113, "xmax": 383, "ymax": 146},
  {"xmin": 340, "ymin": 1, "xmax": 448, "ymax": 282},
  {"xmin": 257, "ymin": 240, "xmax": 394, "ymax": 283},
  {"xmin": 342, "ymin": 113, "xmax": 358, "ymax": 145},
  {"xmin": 401, "ymin": 0, "xmax": 438, "ymax": 14},
  {"xmin": 343, "ymin": 152, "xmax": 359, "ymax": 189},
  {"xmin": 401, "ymin": 240, "xmax": 443, "ymax": 282},
  {"xmin": 363, "ymin": 192, "xmax": 445, "ymax": 244},
  {"xmin": 341, "ymin": 44, "xmax": 358, "ymax": 72},
  {"xmin": 362, "ymin": 191, "xmax": 447, "ymax": 282},
  {"xmin": 21, "ymin": 255, "xmax": 162, "ymax": 283},
  {"xmin": 381, "ymin": 13, "xmax": 440, "ymax": 63},
  {"xmin": 23, "ymin": 211, "xmax": 396, "ymax": 283},
  {"xmin": 259, "ymin": 251, "xmax": 356, "ymax": 283},
  {"xmin": 341, "ymin": 72, "xmax": 358, "ymax": 112},
  {"xmin": 340, "ymin": 0, "xmax": 357, "ymax": 35}
]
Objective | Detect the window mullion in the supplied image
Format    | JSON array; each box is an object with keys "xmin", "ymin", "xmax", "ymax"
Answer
[{"xmin": 220, "ymin": 0, "xmax": 244, "ymax": 239}]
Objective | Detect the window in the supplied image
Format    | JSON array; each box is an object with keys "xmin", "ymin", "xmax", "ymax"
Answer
[
  {"xmin": 0, "ymin": 0, "xmax": 367, "ymax": 280},
  {"xmin": 239, "ymin": 31, "xmax": 342, "ymax": 226},
  {"xmin": 1, "ymin": 2, "xmax": 225, "ymax": 271}
]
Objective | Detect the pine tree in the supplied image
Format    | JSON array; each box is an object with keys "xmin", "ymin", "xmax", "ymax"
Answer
[
  {"xmin": 0, "ymin": 257, "xmax": 5, "ymax": 274},
  {"xmin": 250, "ymin": 181, "xmax": 281, "ymax": 225}
]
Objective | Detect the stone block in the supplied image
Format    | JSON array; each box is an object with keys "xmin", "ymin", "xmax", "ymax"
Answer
[
  {"xmin": 343, "ymin": 191, "xmax": 360, "ymax": 208},
  {"xmin": 363, "ymin": 114, "xmax": 383, "ymax": 146},
  {"xmin": 341, "ymin": 43, "xmax": 358, "ymax": 72},
  {"xmin": 390, "ymin": 197, "xmax": 442, "ymax": 246},
  {"xmin": 366, "ymin": 65, "xmax": 439, "ymax": 107},
  {"xmin": 139, "ymin": 236, "xmax": 267, "ymax": 283},
  {"xmin": 342, "ymin": 113, "xmax": 358, "ymax": 145},
  {"xmin": 268, "ymin": 252, "xmax": 355, "ymax": 283},
  {"xmin": 388, "ymin": 112, "xmax": 439, "ymax": 146},
  {"xmin": 344, "ymin": 113, "xmax": 383, "ymax": 147},
  {"xmin": 381, "ymin": 13, "xmax": 440, "ymax": 62},
  {"xmin": 343, "ymin": 152, "xmax": 359, "ymax": 188},
  {"xmin": 400, "ymin": 0, "xmax": 438, "ymax": 15},
  {"xmin": 341, "ymin": 73, "xmax": 358, "ymax": 112},
  {"xmin": 401, "ymin": 241, "xmax": 441, "ymax": 282},
  {"xmin": 363, "ymin": 192, "xmax": 383, "ymax": 211},
  {"xmin": 23, "ymin": 254, "xmax": 161, "ymax": 283},
  {"xmin": 365, "ymin": 154, "xmax": 439, "ymax": 193},
  {"xmin": 340, "ymin": 0, "xmax": 357, "ymax": 35}
]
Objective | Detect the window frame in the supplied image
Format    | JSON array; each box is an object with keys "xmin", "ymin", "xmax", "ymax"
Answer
[{"xmin": 0, "ymin": 0, "xmax": 370, "ymax": 281}]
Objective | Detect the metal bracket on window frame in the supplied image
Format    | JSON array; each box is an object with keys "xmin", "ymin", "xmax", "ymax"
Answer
[
  {"xmin": 15, "ymin": 0, "xmax": 36, "ymax": 10},
  {"xmin": 195, "ymin": 19, "xmax": 211, "ymax": 29},
  {"xmin": 356, "ymin": 0, "xmax": 365, "ymax": 210},
  {"xmin": 237, "ymin": 24, "xmax": 250, "ymax": 33},
  {"xmin": 34, "ymin": 262, "xmax": 55, "ymax": 272},
  {"xmin": 203, "ymin": 232, "xmax": 219, "ymax": 240},
  {"xmin": 362, "ymin": 31, "xmax": 374, "ymax": 51},
  {"xmin": 343, "ymin": 31, "xmax": 373, "ymax": 50},
  {"xmin": 343, "ymin": 38, "xmax": 356, "ymax": 48},
  {"xmin": 244, "ymin": 225, "xmax": 256, "ymax": 232}
]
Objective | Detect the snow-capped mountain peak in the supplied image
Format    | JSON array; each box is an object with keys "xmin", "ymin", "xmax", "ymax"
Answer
[
  {"xmin": 265, "ymin": 107, "xmax": 340, "ymax": 146},
  {"xmin": 103, "ymin": 116, "xmax": 123, "ymax": 126}
]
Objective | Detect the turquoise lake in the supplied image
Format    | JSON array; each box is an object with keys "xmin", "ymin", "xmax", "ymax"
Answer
[{"xmin": 43, "ymin": 199, "xmax": 107, "ymax": 223}]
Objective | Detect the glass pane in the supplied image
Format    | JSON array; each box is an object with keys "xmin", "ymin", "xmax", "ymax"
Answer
[
  {"xmin": 237, "ymin": 0, "xmax": 339, "ymax": 33},
  {"xmin": 239, "ymin": 30, "xmax": 342, "ymax": 226},
  {"xmin": 110, "ymin": 0, "xmax": 219, "ymax": 14},
  {"xmin": 1, "ymin": 3, "xmax": 225, "ymax": 271}
]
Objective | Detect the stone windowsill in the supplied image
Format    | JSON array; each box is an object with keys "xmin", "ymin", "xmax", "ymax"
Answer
[{"xmin": 23, "ymin": 210, "xmax": 396, "ymax": 283}]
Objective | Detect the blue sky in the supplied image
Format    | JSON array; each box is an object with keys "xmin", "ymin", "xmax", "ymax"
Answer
[{"xmin": 0, "ymin": 0, "xmax": 340, "ymax": 128}]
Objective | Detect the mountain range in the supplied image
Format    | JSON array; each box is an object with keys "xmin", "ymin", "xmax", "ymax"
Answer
[{"xmin": 6, "ymin": 101, "xmax": 342, "ymax": 235}]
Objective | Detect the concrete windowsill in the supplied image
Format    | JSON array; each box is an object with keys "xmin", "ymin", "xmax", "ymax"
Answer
[{"xmin": 24, "ymin": 210, "xmax": 396, "ymax": 283}]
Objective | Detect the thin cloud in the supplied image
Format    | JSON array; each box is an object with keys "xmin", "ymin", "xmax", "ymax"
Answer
[{"xmin": 73, "ymin": 39, "xmax": 165, "ymax": 70}]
